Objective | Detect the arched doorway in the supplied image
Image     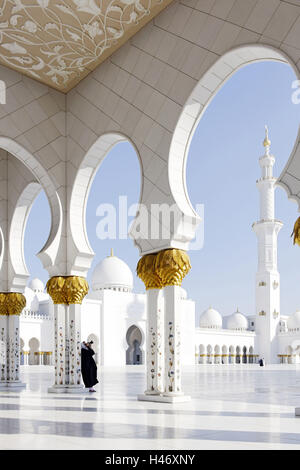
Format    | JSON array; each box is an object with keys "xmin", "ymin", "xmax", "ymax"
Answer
[
  {"xmin": 199, "ymin": 344, "xmax": 205, "ymax": 364},
  {"xmin": 126, "ymin": 325, "xmax": 143, "ymax": 365},
  {"xmin": 287, "ymin": 345, "xmax": 293, "ymax": 364},
  {"xmin": 214, "ymin": 345, "xmax": 220, "ymax": 364},
  {"xmin": 242, "ymin": 346, "xmax": 247, "ymax": 364},
  {"xmin": 249, "ymin": 346, "xmax": 254, "ymax": 364},
  {"xmin": 222, "ymin": 345, "xmax": 228, "ymax": 364},
  {"xmin": 229, "ymin": 345, "xmax": 235, "ymax": 364},
  {"xmin": 28, "ymin": 337, "xmax": 40, "ymax": 365},
  {"xmin": 207, "ymin": 344, "xmax": 212, "ymax": 364},
  {"xmin": 236, "ymin": 346, "xmax": 241, "ymax": 364}
]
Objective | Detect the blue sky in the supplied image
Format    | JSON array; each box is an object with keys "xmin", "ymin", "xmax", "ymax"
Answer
[{"xmin": 25, "ymin": 61, "xmax": 300, "ymax": 318}]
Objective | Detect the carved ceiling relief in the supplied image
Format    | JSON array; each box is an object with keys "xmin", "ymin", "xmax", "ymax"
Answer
[{"xmin": 0, "ymin": 0, "xmax": 171, "ymax": 91}]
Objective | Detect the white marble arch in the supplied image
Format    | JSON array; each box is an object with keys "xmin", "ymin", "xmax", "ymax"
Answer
[
  {"xmin": 0, "ymin": 138, "xmax": 63, "ymax": 278},
  {"xmin": 277, "ymin": 125, "xmax": 300, "ymax": 208},
  {"xmin": 169, "ymin": 44, "xmax": 300, "ymax": 219},
  {"xmin": 68, "ymin": 132, "xmax": 142, "ymax": 275},
  {"xmin": 0, "ymin": 227, "xmax": 4, "ymax": 275},
  {"xmin": 9, "ymin": 181, "xmax": 42, "ymax": 291}
]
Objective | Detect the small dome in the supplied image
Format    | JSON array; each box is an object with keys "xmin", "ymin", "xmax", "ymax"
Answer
[
  {"xmin": 288, "ymin": 310, "xmax": 300, "ymax": 329},
  {"xmin": 92, "ymin": 252, "xmax": 133, "ymax": 292},
  {"xmin": 28, "ymin": 278, "xmax": 44, "ymax": 293},
  {"xmin": 227, "ymin": 309, "xmax": 248, "ymax": 330},
  {"xmin": 179, "ymin": 287, "xmax": 187, "ymax": 300},
  {"xmin": 199, "ymin": 307, "xmax": 222, "ymax": 329}
]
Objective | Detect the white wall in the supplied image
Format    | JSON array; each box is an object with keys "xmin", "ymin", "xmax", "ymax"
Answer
[
  {"xmin": 181, "ymin": 298, "xmax": 196, "ymax": 365},
  {"xmin": 81, "ymin": 298, "xmax": 101, "ymax": 362}
]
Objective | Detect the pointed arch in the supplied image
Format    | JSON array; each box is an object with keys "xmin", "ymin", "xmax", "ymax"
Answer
[
  {"xmin": 0, "ymin": 137, "xmax": 62, "ymax": 273},
  {"xmin": 9, "ymin": 182, "xmax": 42, "ymax": 289},
  {"xmin": 69, "ymin": 132, "xmax": 142, "ymax": 275},
  {"xmin": 169, "ymin": 44, "xmax": 300, "ymax": 221}
]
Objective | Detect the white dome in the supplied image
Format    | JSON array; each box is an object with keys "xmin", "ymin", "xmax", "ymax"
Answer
[
  {"xmin": 199, "ymin": 307, "xmax": 222, "ymax": 329},
  {"xmin": 28, "ymin": 278, "xmax": 44, "ymax": 293},
  {"xmin": 179, "ymin": 287, "xmax": 187, "ymax": 300},
  {"xmin": 92, "ymin": 253, "xmax": 133, "ymax": 292},
  {"xmin": 288, "ymin": 310, "xmax": 300, "ymax": 329},
  {"xmin": 227, "ymin": 310, "xmax": 248, "ymax": 330}
]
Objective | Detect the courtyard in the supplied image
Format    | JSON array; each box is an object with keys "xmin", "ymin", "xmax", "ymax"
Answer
[{"xmin": 1, "ymin": 365, "xmax": 300, "ymax": 450}]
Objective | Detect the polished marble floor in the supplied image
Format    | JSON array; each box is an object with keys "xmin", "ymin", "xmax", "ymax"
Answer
[{"xmin": 1, "ymin": 364, "xmax": 300, "ymax": 449}]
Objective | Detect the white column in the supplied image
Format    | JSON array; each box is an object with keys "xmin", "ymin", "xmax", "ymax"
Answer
[
  {"xmin": 163, "ymin": 285, "xmax": 190, "ymax": 401},
  {"xmin": 68, "ymin": 303, "xmax": 83, "ymax": 389},
  {"xmin": 47, "ymin": 275, "xmax": 88, "ymax": 393},
  {"xmin": 7, "ymin": 314, "xmax": 20, "ymax": 382},
  {"xmin": 137, "ymin": 249, "xmax": 191, "ymax": 403},
  {"xmin": 48, "ymin": 303, "xmax": 68, "ymax": 392},
  {"xmin": 0, "ymin": 306, "xmax": 25, "ymax": 389},
  {"xmin": 144, "ymin": 289, "xmax": 164, "ymax": 395},
  {"xmin": 24, "ymin": 352, "xmax": 29, "ymax": 365},
  {"xmin": 0, "ymin": 314, "xmax": 7, "ymax": 382}
]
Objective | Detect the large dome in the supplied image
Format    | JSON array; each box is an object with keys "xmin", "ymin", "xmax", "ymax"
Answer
[
  {"xmin": 92, "ymin": 252, "xmax": 133, "ymax": 292},
  {"xmin": 28, "ymin": 278, "xmax": 44, "ymax": 293},
  {"xmin": 227, "ymin": 309, "xmax": 248, "ymax": 331},
  {"xmin": 199, "ymin": 307, "xmax": 222, "ymax": 329}
]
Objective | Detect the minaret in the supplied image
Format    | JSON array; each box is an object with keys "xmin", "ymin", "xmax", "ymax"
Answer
[{"xmin": 252, "ymin": 127, "xmax": 283, "ymax": 363}]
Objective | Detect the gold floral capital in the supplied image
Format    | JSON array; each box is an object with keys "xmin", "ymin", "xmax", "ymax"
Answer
[
  {"xmin": 137, "ymin": 254, "xmax": 163, "ymax": 290},
  {"xmin": 0, "ymin": 292, "xmax": 26, "ymax": 316},
  {"xmin": 292, "ymin": 217, "xmax": 300, "ymax": 246},
  {"xmin": 137, "ymin": 249, "xmax": 191, "ymax": 289},
  {"xmin": 46, "ymin": 276, "xmax": 89, "ymax": 305}
]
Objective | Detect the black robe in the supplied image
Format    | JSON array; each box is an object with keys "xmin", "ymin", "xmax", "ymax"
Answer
[{"xmin": 81, "ymin": 347, "xmax": 98, "ymax": 388}]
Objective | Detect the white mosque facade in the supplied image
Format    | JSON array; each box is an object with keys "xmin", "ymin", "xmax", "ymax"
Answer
[
  {"xmin": 19, "ymin": 133, "xmax": 300, "ymax": 368},
  {"xmin": 21, "ymin": 256, "xmax": 196, "ymax": 368}
]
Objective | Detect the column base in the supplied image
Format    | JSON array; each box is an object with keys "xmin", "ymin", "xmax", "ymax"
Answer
[
  {"xmin": 0, "ymin": 381, "xmax": 26, "ymax": 390},
  {"xmin": 48, "ymin": 384, "xmax": 86, "ymax": 394},
  {"xmin": 144, "ymin": 390, "xmax": 163, "ymax": 396},
  {"xmin": 138, "ymin": 393, "xmax": 191, "ymax": 403}
]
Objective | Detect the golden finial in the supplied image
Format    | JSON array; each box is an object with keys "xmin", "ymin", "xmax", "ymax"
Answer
[
  {"xmin": 263, "ymin": 125, "xmax": 271, "ymax": 147},
  {"xmin": 110, "ymin": 248, "xmax": 114, "ymax": 257}
]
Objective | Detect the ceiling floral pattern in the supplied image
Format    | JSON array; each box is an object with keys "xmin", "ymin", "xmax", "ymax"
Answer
[{"xmin": 0, "ymin": 0, "xmax": 172, "ymax": 91}]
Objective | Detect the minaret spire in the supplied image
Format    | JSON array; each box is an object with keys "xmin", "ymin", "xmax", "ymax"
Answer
[
  {"xmin": 252, "ymin": 127, "xmax": 283, "ymax": 363},
  {"xmin": 263, "ymin": 124, "xmax": 271, "ymax": 150}
]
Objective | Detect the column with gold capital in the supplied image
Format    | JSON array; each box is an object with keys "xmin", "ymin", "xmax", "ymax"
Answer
[
  {"xmin": 65, "ymin": 276, "xmax": 89, "ymax": 388},
  {"xmin": 0, "ymin": 292, "xmax": 26, "ymax": 389},
  {"xmin": 47, "ymin": 276, "xmax": 88, "ymax": 393},
  {"xmin": 137, "ymin": 254, "xmax": 164, "ymax": 396},
  {"xmin": 156, "ymin": 249, "xmax": 191, "ymax": 400},
  {"xmin": 137, "ymin": 249, "xmax": 191, "ymax": 403}
]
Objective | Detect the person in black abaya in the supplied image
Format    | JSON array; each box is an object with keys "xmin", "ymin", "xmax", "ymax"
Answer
[{"xmin": 81, "ymin": 341, "xmax": 98, "ymax": 392}]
